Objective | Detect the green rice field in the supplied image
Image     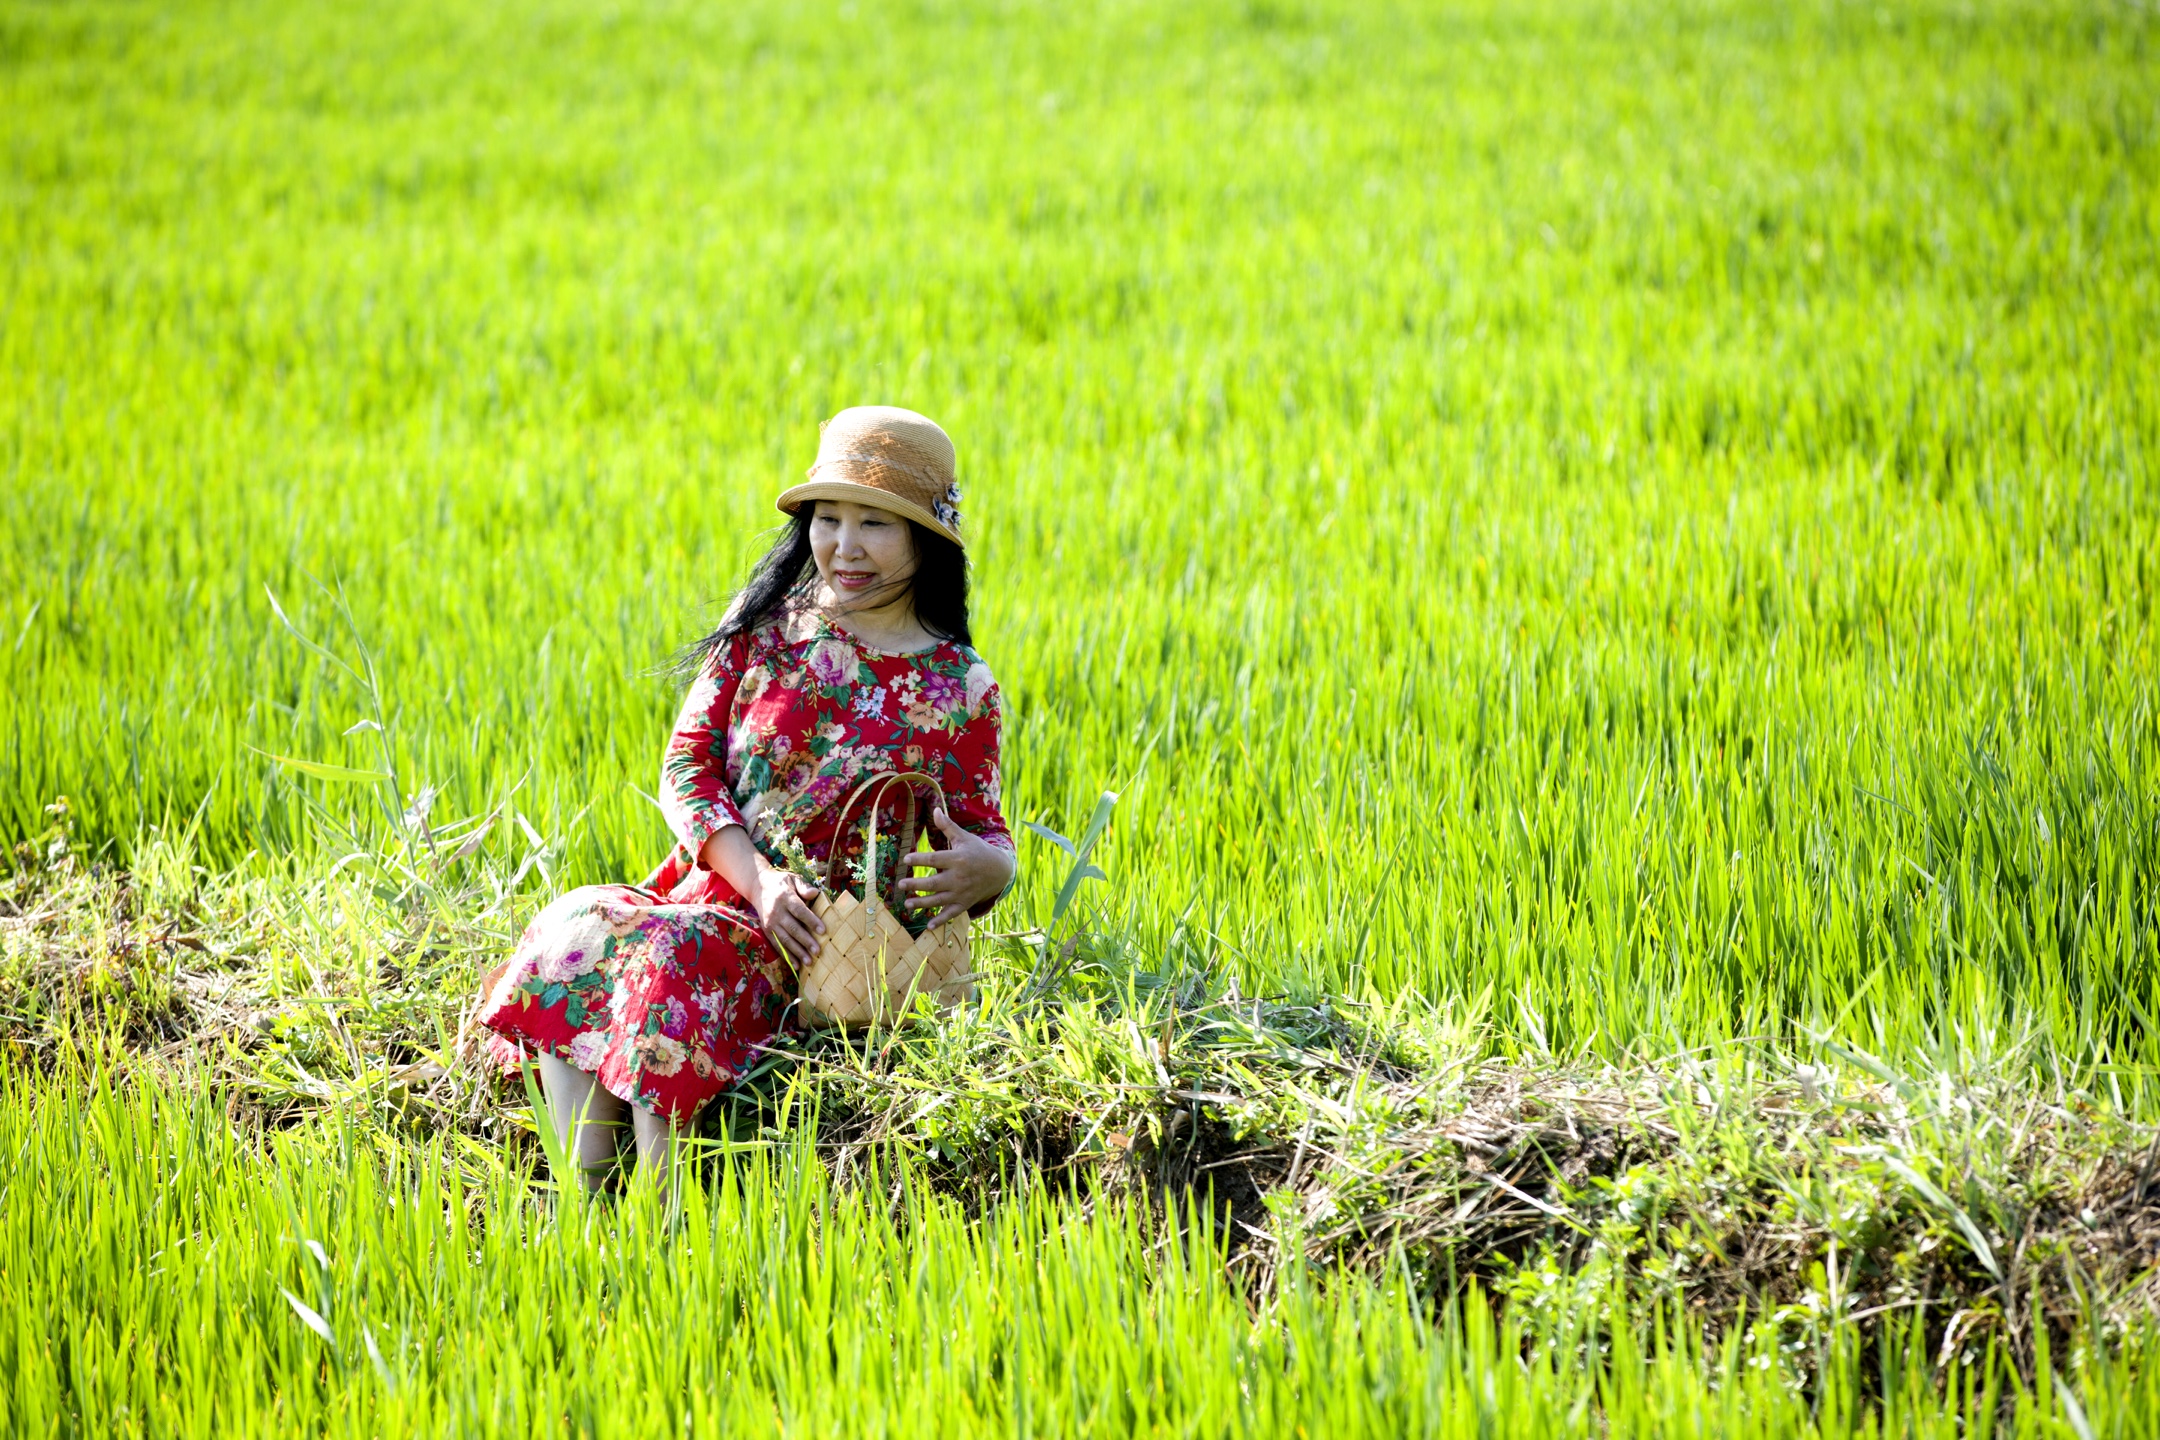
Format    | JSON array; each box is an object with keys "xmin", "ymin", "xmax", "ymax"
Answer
[{"xmin": 3, "ymin": 0, "xmax": 2158, "ymax": 1433}]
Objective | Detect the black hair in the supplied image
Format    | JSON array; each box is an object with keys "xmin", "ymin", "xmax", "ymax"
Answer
[{"xmin": 679, "ymin": 505, "xmax": 970, "ymax": 675}]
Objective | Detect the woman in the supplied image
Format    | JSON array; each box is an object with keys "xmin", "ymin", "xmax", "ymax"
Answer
[{"xmin": 476, "ymin": 406, "xmax": 1017, "ymax": 1188}]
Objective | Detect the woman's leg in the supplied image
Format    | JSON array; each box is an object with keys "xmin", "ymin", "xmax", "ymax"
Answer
[
  {"xmin": 536, "ymin": 1053, "xmax": 626, "ymax": 1192},
  {"xmin": 630, "ymin": 1104, "xmax": 688, "ymax": 1191}
]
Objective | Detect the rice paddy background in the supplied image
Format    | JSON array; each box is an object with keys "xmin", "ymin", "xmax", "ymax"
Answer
[{"xmin": 3, "ymin": 0, "xmax": 2157, "ymax": 1433}]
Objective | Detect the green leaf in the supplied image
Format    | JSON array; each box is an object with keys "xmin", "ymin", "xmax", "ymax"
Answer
[
  {"xmin": 1023, "ymin": 820, "xmax": 1076, "ymax": 856},
  {"xmin": 281, "ymin": 1288, "xmax": 337, "ymax": 1346},
  {"xmin": 249, "ymin": 747, "xmax": 389, "ymax": 784},
  {"xmin": 1883, "ymin": 1156, "xmax": 2000, "ymax": 1279},
  {"xmin": 1073, "ymin": 790, "xmax": 1119, "ymax": 859},
  {"xmin": 362, "ymin": 1324, "xmax": 396, "ymax": 1391},
  {"xmin": 1049, "ymin": 790, "xmax": 1119, "ymax": 926}
]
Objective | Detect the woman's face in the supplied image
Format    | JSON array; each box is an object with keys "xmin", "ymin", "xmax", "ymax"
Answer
[{"xmin": 810, "ymin": 499, "xmax": 918, "ymax": 609}]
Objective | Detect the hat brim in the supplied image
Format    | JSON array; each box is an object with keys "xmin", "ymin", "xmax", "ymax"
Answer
[{"xmin": 776, "ymin": 480, "xmax": 964, "ymax": 548}]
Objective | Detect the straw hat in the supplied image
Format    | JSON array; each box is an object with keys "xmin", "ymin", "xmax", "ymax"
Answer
[{"xmin": 777, "ymin": 406, "xmax": 966, "ymax": 548}]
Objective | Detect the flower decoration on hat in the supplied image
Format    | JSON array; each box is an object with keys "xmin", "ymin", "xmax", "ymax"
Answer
[{"xmin": 931, "ymin": 482, "xmax": 963, "ymax": 535}]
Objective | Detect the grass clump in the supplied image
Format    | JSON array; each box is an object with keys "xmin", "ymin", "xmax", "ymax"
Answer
[
  {"xmin": 8, "ymin": 1031, "xmax": 2160, "ymax": 1437},
  {"xmin": 8, "ymin": 837, "xmax": 2160, "ymax": 1428},
  {"xmin": 12, "ymin": 1053, "xmax": 2160, "ymax": 1433}
]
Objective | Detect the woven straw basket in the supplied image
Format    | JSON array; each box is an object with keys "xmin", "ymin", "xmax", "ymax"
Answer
[{"xmin": 796, "ymin": 771, "xmax": 975, "ymax": 1029}]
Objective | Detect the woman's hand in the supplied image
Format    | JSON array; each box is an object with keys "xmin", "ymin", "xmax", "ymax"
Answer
[
  {"xmin": 700, "ymin": 825, "xmax": 825, "ymax": 964},
  {"xmin": 902, "ymin": 807, "xmax": 1018, "ymax": 927},
  {"xmin": 750, "ymin": 863, "xmax": 825, "ymax": 965}
]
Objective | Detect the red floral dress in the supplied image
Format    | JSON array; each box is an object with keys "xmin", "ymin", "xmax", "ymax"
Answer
[{"xmin": 476, "ymin": 607, "xmax": 1013, "ymax": 1119}]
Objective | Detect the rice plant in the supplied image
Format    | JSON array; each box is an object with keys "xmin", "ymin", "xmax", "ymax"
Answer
[
  {"xmin": 2, "ymin": 0, "xmax": 2156, "ymax": 1431},
  {"xmin": 7, "ymin": 1064, "xmax": 2157, "ymax": 1438}
]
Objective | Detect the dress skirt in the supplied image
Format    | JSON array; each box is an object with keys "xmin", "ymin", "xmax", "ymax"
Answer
[{"xmin": 475, "ymin": 855, "xmax": 793, "ymax": 1120}]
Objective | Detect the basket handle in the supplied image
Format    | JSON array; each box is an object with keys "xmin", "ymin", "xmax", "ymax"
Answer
[{"xmin": 821, "ymin": 769, "xmax": 948, "ymax": 903}]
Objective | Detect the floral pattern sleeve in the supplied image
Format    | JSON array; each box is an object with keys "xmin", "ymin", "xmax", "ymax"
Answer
[
  {"xmin": 943, "ymin": 673, "xmax": 1013, "ymax": 916},
  {"xmin": 939, "ymin": 675, "xmax": 1012, "ymax": 851},
  {"xmin": 659, "ymin": 634, "xmax": 751, "ymax": 857}
]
